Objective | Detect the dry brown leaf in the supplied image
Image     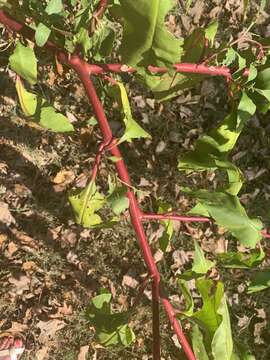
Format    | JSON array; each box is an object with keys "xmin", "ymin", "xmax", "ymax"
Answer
[
  {"xmin": 37, "ymin": 319, "xmax": 66, "ymax": 343},
  {"xmin": 36, "ymin": 346, "xmax": 49, "ymax": 360},
  {"xmin": 9, "ymin": 275, "xmax": 30, "ymax": 295},
  {"xmin": 53, "ymin": 170, "xmax": 75, "ymax": 185},
  {"xmin": 0, "ymin": 234, "xmax": 7, "ymax": 246},
  {"xmin": 10, "ymin": 229, "xmax": 38, "ymax": 249},
  {"xmin": 77, "ymin": 345, "xmax": 89, "ymax": 360},
  {"xmin": 7, "ymin": 241, "xmax": 18, "ymax": 257},
  {"xmin": 22, "ymin": 261, "xmax": 37, "ymax": 272},
  {"xmin": 8, "ymin": 321, "xmax": 28, "ymax": 334},
  {"xmin": 0, "ymin": 201, "xmax": 15, "ymax": 226},
  {"xmin": 122, "ymin": 274, "xmax": 139, "ymax": 289}
]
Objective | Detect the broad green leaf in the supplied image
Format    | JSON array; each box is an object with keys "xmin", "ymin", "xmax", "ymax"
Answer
[
  {"xmin": 183, "ymin": 188, "xmax": 263, "ymax": 248},
  {"xmin": 182, "ymin": 28, "xmax": 205, "ymax": 63},
  {"xmin": 179, "ymin": 91, "xmax": 256, "ymax": 174},
  {"xmin": 69, "ymin": 181, "xmax": 105, "ymax": 228},
  {"xmin": 15, "ymin": 79, "xmax": 73, "ymax": 132},
  {"xmin": 87, "ymin": 117, "xmax": 98, "ymax": 126},
  {"xmin": 211, "ymin": 296, "xmax": 233, "ymax": 360},
  {"xmin": 192, "ymin": 240, "xmax": 215, "ymax": 275},
  {"xmin": 178, "ymin": 279, "xmax": 194, "ymax": 317},
  {"xmin": 193, "ymin": 279, "xmax": 224, "ymax": 338},
  {"xmin": 111, "ymin": 82, "xmax": 151, "ymax": 143},
  {"xmin": 217, "ymin": 249, "xmax": 265, "ymax": 269},
  {"xmin": 118, "ymin": 324, "xmax": 136, "ymax": 347},
  {"xmin": 9, "ymin": 42, "xmax": 37, "ymax": 85},
  {"xmin": 246, "ymin": 64, "xmax": 258, "ymax": 83},
  {"xmin": 15, "ymin": 78, "xmax": 38, "ymax": 117},
  {"xmin": 223, "ymin": 48, "xmax": 237, "ymax": 67},
  {"xmin": 92, "ymin": 293, "xmax": 112, "ymax": 309},
  {"xmin": 107, "ymin": 186, "xmax": 129, "ymax": 215},
  {"xmin": 255, "ymin": 68, "xmax": 270, "ymax": 89},
  {"xmin": 205, "ymin": 21, "xmax": 218, "ymax": 46},
  {"xmin": 45, "ymin": 0, "xmax": 63, "ymax": 15},
  {"xmin": 148, "ymin": 72, "xmax": 204, "ymax": 102},
  {"xmin": 247, "ymin": 270, "xmax": 270, "ymax": 293},
  {"xmin": 177, "ymin": 83, "xmax": 259, "ymax": 251},
  {"xmin": 40, "ymin": 106, "xmax": 74, "ymax": 132},
  {"xmin": 89, "ymin": 25, "xmax": 115, "ymax": 61},
  {"xmin": 75, "ymin": 28, "xmax": 91, "ymax": 54},
  {"xmin": 119, "ymin": 0, "xmax": 182, "ymax": 70},
  {"xmin": 157, "ymin": 201, "xmax": 174, "ymax": 252},
  {"xmin": 35, "ymin": 23, "xmax": 51, "ymax": 47},
  {"xmin": 191, "ymin": 325, "xmax": 209, "ymax": 360},
  {"xmin": 86, "ymin": 292, "xmax": 135, "ymax": 347}
]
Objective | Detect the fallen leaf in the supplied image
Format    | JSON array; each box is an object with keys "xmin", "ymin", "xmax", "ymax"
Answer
[
  {"xmin": 0, "ymin": 234, "xmax": 7, "ymax": 246},
  {"xmin": 22, "ymin": 261, "xmax": 37, "ymax": 272},
  {"xmin": 122, "ymin": 274, "xmax": 139, "ymax": 289},
  {"xmin": 7, "ymin": 241, "xmax": 18, "ymax": 257},
  {"xmin": 36, "ymin": 346, "xmax": 49, "ymax": 360},
  {"xmin": 0, "ymin": 201, "xmax": 15, "ymax": 226},
  {"xmin": 9, "ymin": 275, "xmax": 30, "ymax": 295},
  {"xmin": 37, "ymin": 319, "xmax": 66, "ymax": 343},
  {"xmin": 8, "ymin": 322, "xmax": 28, "ymax": 333},
  {"xmin": 53, "ymin": 170, "xmax": 75, "ymax": 185},
  {"xmin": 77, "ymin": 345, "xmax": 89, "ymax": 360}
]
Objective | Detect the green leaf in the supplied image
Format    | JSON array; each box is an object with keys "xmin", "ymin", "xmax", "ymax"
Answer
[
  {"xmin": 9, "ymin": 42, "xmax": 37, "ymax": 85},
  {"xmin": 111, "ymin": 82, "xmax": 151, "ymax": 143},
  {"xmin": 217, "ymin": 249, "xmax": 265, "ymax": 269},
  {"xmin": 45, "ymin": 0, "xmax": 63, "ymax": 15},
  {"xmin": 15, "ymin": 79, "xmax": 74, "ymax": 132},
  {"xmin": 191, "ymin": 324, "xmax": 209, "ymax": 360},
  {"xmin": 211, "ymin": 296, "xmax": 233, "ymax": 360},
  {"xmin": 15, "ymin": 77, "xmax": 38, "ymax": 117},
  {"xmin": 69, "ymin": 181, "xmax": 105, "ymax": 228},
  {"xmin": 205, "ymin": 21, "xmax": 218, "ymax": 46},
  {"xmin": 119, "ymin": 0, "xmax": 182, "ymax": 70},
  {"xmin": 182, "ymin": 188, "xmax": 263, "ymax": 248},
  {"xmin": 193, "ymin": 279, "xmax": 224, "ymax": 338},
  {"xmin": 182, "ymin": 28, "xmax": 205, "ymax": 63},
  {"xmin": 40, "ymin": 106, "xmax": 74, "ymax": 132},
  {"xmin": 87, "ymin": 117, "xmax": 98, "ymax": 126},
  {"xmin": 35, "ymin": 23, "xmax": 51, "ymax": 47},
  {"xmin": 107, "ymin": 186, "xmax": 129, "ymax": 215},
  {"xmin": 223, "ymin": 48, "xmax": 237, "ymax": 67},
  {"xmin": 118, "ymin": 324, "xmax": 136, "ymax": 347},
  {"xmin": 108, "ymin": 156, "xmax": 122, "ymax": 163},
  {"xmin": 75, "ymin": 28, "xmax": 92, "ymax": 54},
  {"xmin": 178, "ymin": 279, "xmax": 194, "ymax": 317},
  {"xmin": 192, "ymin": 240, "xmax": 215, "ymax": 275},
  {"xmin": 86, "ymin": 292, "xmax": 135, "ymax": 347},
  {"xmin": 247, "ymin": 270, "xmax": 270, "ymax": 293},
  {"xmin": 157, "ymin": 201, "xmax": 174, "ymax": 252}
]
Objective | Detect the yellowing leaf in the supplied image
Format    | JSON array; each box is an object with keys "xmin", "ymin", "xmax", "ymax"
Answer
[
  {"xmin": 111, "ymin": 82, "xmax": 151, "ymax": 143},
  {"xmin": 15, "ymin": 78, "xmax": 38, "ymax": 117},
  {"xmin": 69, "ymin": 181, "xmax": 105, "ymax": 228}
]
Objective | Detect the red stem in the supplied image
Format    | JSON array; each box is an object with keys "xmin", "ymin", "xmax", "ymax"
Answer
[
  {"xmin": 0, "ymin": 10, "xmax": 249, "ymax": 80},
  {"xmin": 95, "ymin": 0, "xmax": 108, "ymax": 19},
  {"xmin": 141, "ymin": 213, "xmax": 211, "ymax": 223}
]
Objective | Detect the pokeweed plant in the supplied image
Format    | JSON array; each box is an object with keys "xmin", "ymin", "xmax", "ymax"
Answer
[{"xmin": 1, "ymin": 0, "xmax": 270, "ymax": 359}]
